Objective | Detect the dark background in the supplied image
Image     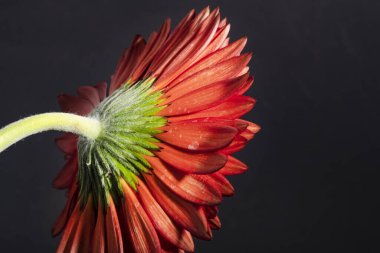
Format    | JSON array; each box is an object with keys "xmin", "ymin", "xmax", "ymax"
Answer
[{"xmin": 1, "ymin": 0, "xmax": 379, "ymax": 252}]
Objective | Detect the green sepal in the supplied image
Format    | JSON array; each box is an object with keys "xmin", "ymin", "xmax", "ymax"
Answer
[{"xmin": 77, "ymin": 78, "xmax": 166, "ymax": 207}]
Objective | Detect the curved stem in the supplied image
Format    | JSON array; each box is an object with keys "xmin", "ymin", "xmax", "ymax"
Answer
[{"xmin": 0, "ymin": 112, "xmax": 101, "ymax": 153}]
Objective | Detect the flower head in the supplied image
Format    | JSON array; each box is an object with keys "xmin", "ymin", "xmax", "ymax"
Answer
[{"xmin": 54, "ymin": 7, "xmax": 259, "ymax": 252}]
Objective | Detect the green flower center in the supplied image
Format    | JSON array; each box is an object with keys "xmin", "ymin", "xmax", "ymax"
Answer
[{"xmin": 77, "ymin": 78, "xmax": 166, "ymax": 207}]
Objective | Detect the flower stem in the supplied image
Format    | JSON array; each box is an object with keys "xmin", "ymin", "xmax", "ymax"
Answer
[{"xmin": 0, "ymin": 112, "xmax": 101, "ymax": 153}]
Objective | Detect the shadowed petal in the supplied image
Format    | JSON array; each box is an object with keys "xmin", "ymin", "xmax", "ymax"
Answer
[
  {"xmin": 105, "ymin": 197, "xmax": 124, "ymax": 252},
  {"xmin": 208, "ymin": 216, "xmax": 221, "ymax": 230},
  {"xmin": 110, "ymin": 36, "xmax": 146, "ymax": 93},
  {"xmin": 220, "ymin": 135, "xmax": 247, "ymax": 155},
  {"xmin": 144, "ymin": 174, "xmax": 211, "ymax": 240},
  {"xmin": 209, "ymin": 172, "xmax": 234, "ymax": 196},
  {"xmin": 57, "ymin": 94, "xmax": 94, "ymax": 115},
  {"xmin": 136, "ymin": 178, "xmax": 194, "ymax": 252},
  {"xmin": 77, "ymin": 86, "xmax": 101, "ymax": 107},
  {"xmin": 121, "ymin": 180, "xmax": 161, "ymax": 253},
  {"xmin": 53, "ymin": 154, "xmax": 78, "ymax": 189},
  {"xmin": 218, "ymin": 156, "xmax": 248, "ymax": 175},
  {"xmin": 56, "ymin": 201, "xmax": 81, "ymax": 253},
  {"xmin": 147, "ymin": 156, "xmax": 222, "ymax": 205},
  {"xmin": 70, "ymin": 197, "xmax": 95, "ymax": 252},
  {"xmin": 55, "ymin": 133, "xmax": 77, "ymax": 155},
  {"xmin": 92, "ymin": 201, "xmax": 106, "ymax": 253},
  {"xmin": 52, "ymin": 183, "xmax": 78, "ymax": 237}
]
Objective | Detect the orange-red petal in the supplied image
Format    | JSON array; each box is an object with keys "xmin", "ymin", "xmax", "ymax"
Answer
[
  {"xmin": 161, "ymin": 74, "xmax": 249, "ymax": 117},
  {"xmin": 163, "ymin": 54, "xmax": 251, "ymax": 102},
  {"xmin": 121, "ymin": 180, "xmax": 161, "ymax": 253},
  {"xmin": 105, "ymin": 197, "xmax": 124, "ymax": 253},
  {"xmin": 147, "ymin": 156, "xmax": 222, "ymax": 206},
  {"xmin": 218, "ymin": 156, "xmax": 248, "ymax": 175},
  {"xmin": 157, "ymin": 120, "xmax": 237, "ymax": 151},
  {"xmin": 70, "ymin": 197, "xmax": 95, "ymax": 252},
  {"xmin": 56, "ymin": 201, "xmax": 81, "ymax": 253},
  {"xmin": 209, "ymin": 172, "xmax": 235, "ymax": 196},
  {"xmin": 144, "ymin": 174, "xmax": 210, "ymax": 240},
  {"xmin": 155, "ymin": 143, "xmax": 227, "ymax": 174},
  {"xmin": 169, "ymin": 95, "xmax": 255, "ymax": 122},
  {"xmin": 136, "ymin": 178, "xmax": 194, "ymax": 252}
]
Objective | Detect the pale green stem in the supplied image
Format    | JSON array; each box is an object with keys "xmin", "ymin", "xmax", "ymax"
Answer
[{"xmin": 0, "ymin": 112, "xmax": 101, "ymax": 153}]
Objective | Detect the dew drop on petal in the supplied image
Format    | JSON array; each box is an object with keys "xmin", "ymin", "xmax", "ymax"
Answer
[{"xmin": 188, "ymin": 141, "xmax": 199, "ymax": 150}]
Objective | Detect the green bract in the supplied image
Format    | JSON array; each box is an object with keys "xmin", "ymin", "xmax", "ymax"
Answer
[{"xmin": 77, "ymin": 78, "xmax": 166, "ymax": 208}]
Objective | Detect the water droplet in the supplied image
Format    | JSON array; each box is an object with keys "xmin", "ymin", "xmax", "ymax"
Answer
[{"xmin": 188, "ymin": 141, "xmax": 199, "ymax": 150}]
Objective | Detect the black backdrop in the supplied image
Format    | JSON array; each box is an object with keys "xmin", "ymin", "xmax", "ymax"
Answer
[{"xmin": 1, "ymin": 0, "xmax": 379, "ymax": 252}]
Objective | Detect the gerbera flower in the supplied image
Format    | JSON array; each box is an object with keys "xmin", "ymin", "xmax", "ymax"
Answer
[{"xmin": 0, "ymin": 6, "xmax": 259, "ymax": 253}]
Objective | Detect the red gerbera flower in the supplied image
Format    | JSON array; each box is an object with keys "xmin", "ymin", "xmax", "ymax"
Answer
[{"xmin": 53, "ymin": 7, "xmax": 259, "ymax": 253}]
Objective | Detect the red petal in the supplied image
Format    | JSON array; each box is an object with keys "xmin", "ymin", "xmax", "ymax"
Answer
[
  {"xmin": 210, "ymin": 172, "xmax": 235, "ymax": 196},
  {"xmin": 144, "ymin": 174, "xmax": 211, "ymax": 240},
  {"xmin": 94, "ymin": 82, "xmax": 108, "ymax": 101},
  {"xmin": 233, "ymin": 120, "xmax": 249, "ymax": 133},
  {"xmin": 167, "ymin": 37, "xmax": 246, "ymax": 88},
  {"xmin": 56, "ymin": 201, "xmax": 81, "ymax": 253},
  {"xmin": 159, "ymin": 236, "xmax": 188, "ymax": 253},
  {"xmin": 70, "ymin": 197, "xmax": 95, "ymax": 252},
  {"xmin": 76, "ymin": 85, "xmax": 101, "ymax": 107},
  {"xmin": 136, "ymin": 179, "xmax": 194, "ymax": 252},
  {"xmin": 92, "ymin": 201, "xmax": 106, "ymax": 253},
  {"xmin": 145, "ymin": 9, "xmax": 195, "ymax": 80},
  {"xmin": 121, "ymin": 180, "xmax": 161, "ymax": 253},
  {"xmin": 154, "ymin": 11, "xmax": 220, "ymax": 88},
  {"xmin": 157, "ymin": 120, "xmax": 237, "ymax": 151},
  {"xmin": 239, "ymin": 120, "xmax": 261, "ymax": 141},
  {"xmin": 209, "ymin": 216, "xmax": 221, "ymax": 230},
  {"xmin": 218, "ymin": 156, "xmax": 248, "ymax": 175},
  {"xmin": 238, "ymin": 75, "xmax": 254, "ymax": 95},
  {"xmin": 220, "ymin": 135, "xmax": 247, "ymax": 155},
  {"xmin": 161, "ymin": 74, "xmax": 249, "ymax": 116},
  {"xmin": 169, "ymin": 95, "xmax": 255, "ymax": 122},
  {"xmin": 105, "ymin": 197, "xmax": 124, "ymax": 252},
  {"xmin": 148, "ymin": 9, "xmax": 210, "ymax": 81},
  {"xmin": 219, "ymin": 17, "xmax": 227, "ymax": 28},
  {"xmin": 147, "ymin": 156, "xmax": 222, "ymax": 206},
  {"xmin": 57, "ymin": 94, "xmax": 94, "ymax": 115},
  {"xmin": 110, "ymin": 35, "xmax": 146, "ymax": 93},
  {"xmin": 221, "ymin": 37, "xmax": 230, "ymax": 48},
  {"xmin": 164, "ymin": 53, "xmax": 251, "ymax": 98},
  {"xmin": 194, "ymin": 22, "xmax": 230, "ymax": 61},
  {"xmin": 55, "ymin": 133, "xmax": 77, "ymax": 154},
  {"xmin": 204, "ymin": 206, "xmax": 218, "ymax": 219},
  {"xmin": 52, "ymin": 183, "xmax": 78, "ymax": 237},
  {"xmin": 53, "ymin": 154, "xmax": 78, "ymax": 189},
  {"xmin": 155, "ymin": 143, "xmax": 227, "ymax": 174},
  {"xmin": 130, "ymin": 19, "xmax": 171, "ymax": 82}
]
